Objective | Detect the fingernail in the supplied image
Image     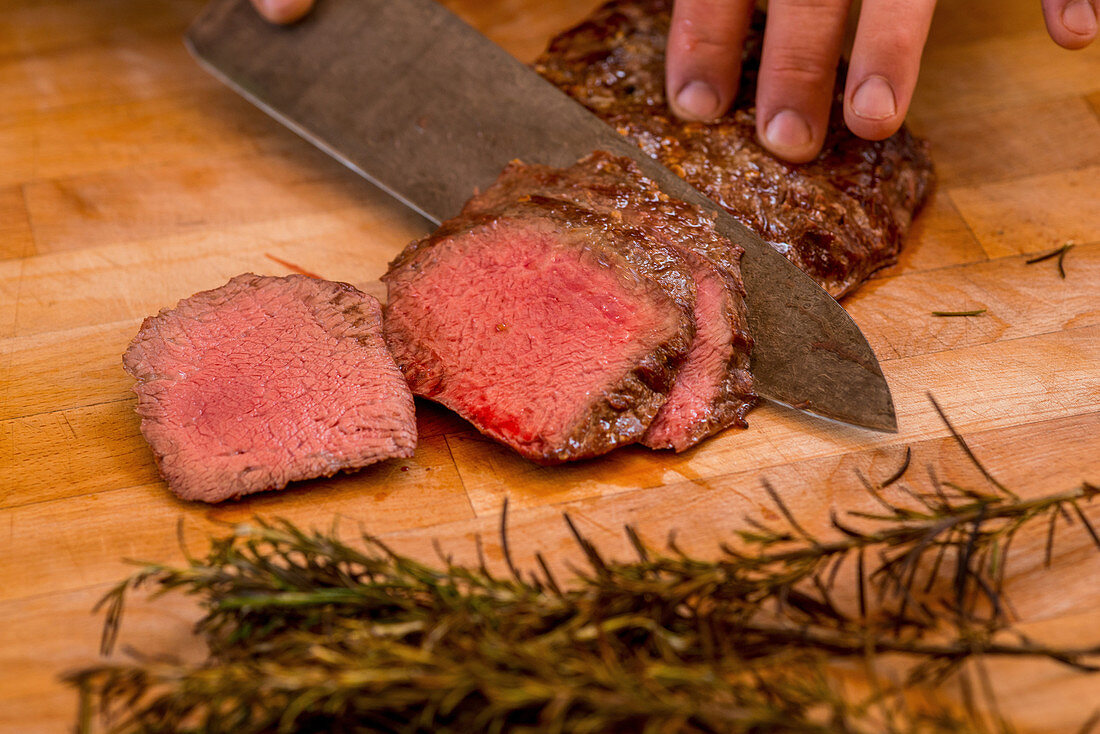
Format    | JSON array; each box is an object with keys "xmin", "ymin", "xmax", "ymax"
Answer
[
  {"xmin": 1062, "ymin": 0, "xmax": 1098, "ymax": 35},
  {"xmin": 674, "ymin": 80, "xmax": 722, "ymax": 120},
  {"xmin": 763, "ymin": 109, "xmax": 813, "ymax": 151},
  {"xmin": 850, "ymin": 76, "xmax": 897, "ymax": 121}
]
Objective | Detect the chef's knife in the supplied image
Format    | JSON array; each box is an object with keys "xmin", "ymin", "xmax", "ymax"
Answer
[{"xmin": 185, "ymin": 0, "xmax": 898, "ymax": 433}]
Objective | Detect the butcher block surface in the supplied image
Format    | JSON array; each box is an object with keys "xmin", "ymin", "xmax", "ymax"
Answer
[{"xmin": 1, "ymin": 0, "xmax": 1098, "ymax": 731}]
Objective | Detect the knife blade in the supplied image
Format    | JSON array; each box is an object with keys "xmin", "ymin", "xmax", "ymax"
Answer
[{"xmin": 185, "ymin": 0, "xmax": 898, "ymax": 433}]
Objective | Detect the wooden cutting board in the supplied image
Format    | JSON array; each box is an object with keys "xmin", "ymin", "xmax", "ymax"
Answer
[{"xmin": 1, "ymin": 0, "xmax": 1098, "ymax": 731}]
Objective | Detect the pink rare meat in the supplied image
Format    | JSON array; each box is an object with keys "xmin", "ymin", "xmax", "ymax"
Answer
[
  {"xmin": 384, "ymin": 152, "xmax": 755, "ymax": 462},
  {"xmin": 453, "ymin": 152, "xmax": 756, "ymax": 452},
  {"xmin": 123, "ymin": 273, "xmax": 416, "ymax": 502}
]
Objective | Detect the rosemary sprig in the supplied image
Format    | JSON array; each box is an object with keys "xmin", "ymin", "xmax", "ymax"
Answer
[{"xmin": 67, "ymin": 405, "xmax": 1100, "ymax": 734}]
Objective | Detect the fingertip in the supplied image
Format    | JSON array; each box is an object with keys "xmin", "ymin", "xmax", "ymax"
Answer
[
  {"xmin": 1059, "ymin": 0, "xmax": 1098, "ymax": 46},
  {"xmin": 669, "ymin": 80, "xmax": 726, "ymax": 121},
  {"xmin": 665, "ymin": 0, "xmax": 753, "ymax": 122},
  {"xmin": 844, "ymin": 75, "xmax": 904, "ymax": 140},
  {"xmin": 752, "ymin": 0, "xmax": 850, "ymax": 163},
  {"xmin": 251, "ymin": 0, "xmax": 314, "ymax": 24},
  {"xmin": 1042, "ymin": 0, "xmax": 1098, "ymax": 48},
  {"xmin": 759, "ymin": 108, "xmax": 821, "ymax": 163},
  {"xmin": 850, "ymin": 76, "xmax": 896, "ymax": 121},
  {"xmin": 842, "ymin": 0, "xmax": 935, "ymax": 142}
]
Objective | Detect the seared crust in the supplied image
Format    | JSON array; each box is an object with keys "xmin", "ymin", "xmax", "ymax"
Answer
[{"xmin": 535, "ymin": 0, "xmax": 935, "ymax": 298}]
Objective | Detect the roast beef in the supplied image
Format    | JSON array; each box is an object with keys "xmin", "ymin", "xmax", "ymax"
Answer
[
  {"xmin": 460, "ymin": 152, "xmax": 755, "ymax": 452},
  {"xmin": 535, "ymin": 0, "xmax": 935, "ymax": 298},
  {"xmin": 382, "ymin": 153, "xmax": 719, "ymax": 463},
  {"xmin": 123, "ymin": 273, "xmax": 416, "ymax": 502}
]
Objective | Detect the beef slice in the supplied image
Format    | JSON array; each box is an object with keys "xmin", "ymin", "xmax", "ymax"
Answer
[
  {"xmin": 123, "ymin": 273, "xmax": 416, "ymax": 502},
  {"xmin": 382, "ymin": 155, "xmax": 702, "ymax": 463}
]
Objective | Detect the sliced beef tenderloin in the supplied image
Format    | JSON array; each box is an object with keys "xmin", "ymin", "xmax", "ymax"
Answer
[
  {"xmin": 123, "ymin": 273, "xmax": 416, "ymax": 502},
  {"xmin": 382, "ymin": 156, "xmax": 700, "ymax": 464},
  {"xmin": 465, "ymin": 152, "xmax": 755, "ymax": 451},
  {"xmin": 633, "ymin": 207, "xmax": 754, "ymax": 451},
  {"xmin": 535, "ymin": 0, "xmax": 935, "ymax": 298},
  {"xmin": 640, "ymin": 248, "xmax": 754, "ymax": 451}
]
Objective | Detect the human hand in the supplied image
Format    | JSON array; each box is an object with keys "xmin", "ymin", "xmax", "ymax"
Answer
[
  {"xmin": 665, "ymin": 0, "xmax": 1097, "ymax": 164},
  {"xmin": 249, "ymin": 0, "xmax": 315, "ymax": 24}
]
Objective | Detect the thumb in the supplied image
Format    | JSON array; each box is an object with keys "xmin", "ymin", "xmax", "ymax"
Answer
[{"xmin": 1041, "ymin": 0, "xmax": 1097, "ymax": 48}]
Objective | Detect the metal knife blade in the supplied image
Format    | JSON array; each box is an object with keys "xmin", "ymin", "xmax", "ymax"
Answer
[{"xmin": 185, "ymin": 0, "xmax": 898, "ymax": 432}]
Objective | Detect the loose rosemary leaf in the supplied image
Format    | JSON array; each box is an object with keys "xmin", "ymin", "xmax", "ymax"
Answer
[
  {"xmin": 1025, "ymin": 243, "xmax": 1074, "ymax": 278},
  {"xmin": 931, "ymin": 310, "xmax": 987, "ymax": 317}
]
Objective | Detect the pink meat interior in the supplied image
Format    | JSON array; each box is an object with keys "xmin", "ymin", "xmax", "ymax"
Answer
[
  {"xmin": 139, "ymin": 285, "xmax": 405, "ymax": 478},
  {"xmin": 394, "ymin": 222, "xmax": 679, "ymax": 446},
  {"xmin": 643, "ymin": 262, "xmax": 732, "ymax": 447}
]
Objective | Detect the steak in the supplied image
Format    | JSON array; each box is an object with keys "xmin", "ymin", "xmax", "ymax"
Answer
[
  {"xmin": 383, "ymin": 153, "xmax": 711, "ymax": 463},
  {"xmin": 123, "ymin": 273, "xmax": 416, "ymax": 502},
  {"xmin": 461, "ymin": 152, "xmax": 755, "ymax": 452},
  {"xmin": 535, "ymin": 0, "xmax": 935, "ymax": 298},
  {"xmin": 641, "ymin": 246, "xmax": 754, "ymax": 450}
]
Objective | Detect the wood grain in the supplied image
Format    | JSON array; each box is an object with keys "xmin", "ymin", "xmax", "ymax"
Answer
[
  {"xmin": 0, "ymin": 402, "xmax": 161, "ymax": 507},
  {"xmin": 20, "ymin": 142, "xmax": 416, "ymax": 253},
  {"xmin": 0, "ymin": 207, "xmax": 422, "ymax": 339},
  {"xmin": 0, "ymin": 321, "xmax": 137, "ymax": 421},
  {"xmin": 0, "ymin": 186, "xmax": 34, "ymax": 260},
  {"xmin": 1, "ymin": 0, "xmax": 1098, "ymax": 731},
  {"xmin": 848, "ymin": 244, "xmax": 1100, "ymax": 359},
  {"xmin": 912, "ymin": 29, "xmax": 1100, "ymax": 118},
  {"xmin": 0, "ymin": 0, "xmax": 203, "ymax": 60},
  {"xmin": 1, "ymin": 33, "xmax": 215, "ymax": 118},
  {"xmin": 908, "ymin": 95, "xmax": 1100, "ymax": 187},
  {"xmin": 0, "ymin": 584, "xmax": 204, "ymax": 734},
  {"xmin": 0, "ymin": 432, "xmax": 474, "ymax": 604},
  {"xmin": 951, "ymin": 166, "xmax": 1100, "ymax": 257},
  {"xmin": 0, "ymin": 90, "xmax": 292, "ymax": 187}
]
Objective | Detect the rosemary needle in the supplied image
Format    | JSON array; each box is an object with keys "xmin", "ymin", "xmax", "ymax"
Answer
[
  {"xmin": 931, "ymin": 309, "xmax": 987, "ymax": 317},
  {"xmin": 1025, "ymin": 243, "xmax": 1074, "ymax": 279}
]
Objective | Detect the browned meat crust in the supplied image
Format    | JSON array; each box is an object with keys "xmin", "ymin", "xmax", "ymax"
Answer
[{"xmin": 535, "ymin": 0, "xmax": 935, "ymax": 297}]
